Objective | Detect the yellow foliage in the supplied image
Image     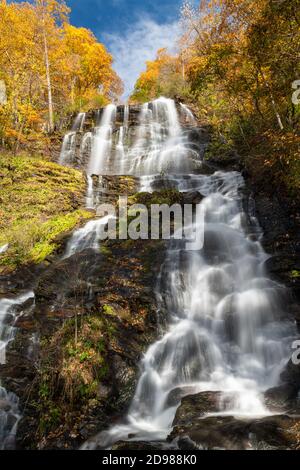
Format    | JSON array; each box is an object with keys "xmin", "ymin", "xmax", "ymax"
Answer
[{"xmin": 0, "ymin": 0, "xmax": 123, "ymax": 150}]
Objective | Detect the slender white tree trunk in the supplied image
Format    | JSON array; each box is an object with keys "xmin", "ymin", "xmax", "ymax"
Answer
[
  {"xmin": 260, "ymin": 69, "xmax": 284, "ymax": 131},
  {"xmin": 43, "ymin": 28, "xmax": 54, "ymax": 132},
  {"xmin": 39, "ymin": 0, "xmax": 54, "ymax": 132}
]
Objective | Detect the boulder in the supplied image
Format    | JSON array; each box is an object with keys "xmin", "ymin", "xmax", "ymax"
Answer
[
  {"xmin": 172, "ymin": 391, "xmax": 223, "ymax": 427},
  {"xmin": 111, "ymin": 440, "xmax": 165, "ymax": 451},
  {"xmin": 170, "ymin": 413, "xmax": 300, "ymax": 450},
  {"xmin": 182, "ymin": 191, "xmax": 204, "ymax": 205},
  {"xmin": 168, "ymin": 392, "xmax": 300, "ymax": 449}
]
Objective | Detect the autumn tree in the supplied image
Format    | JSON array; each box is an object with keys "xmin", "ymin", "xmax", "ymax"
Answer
[
  {"xmin": 130, "ymin": 49, "xmax": 189, "ymax": 103},
  {"xmin": 0, "ymin": 0, "xmax": 123, "ymax": 151}
]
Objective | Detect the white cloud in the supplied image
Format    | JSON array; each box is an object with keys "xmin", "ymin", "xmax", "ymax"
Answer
[{"xmin": 102, "ymin": 17, "xmax": 181, "ymax": 100}]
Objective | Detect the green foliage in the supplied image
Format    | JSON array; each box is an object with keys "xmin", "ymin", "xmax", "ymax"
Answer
[
  {"xmin": 102, "ymin": 304, "xmax": 116, "ymax": 316},
  {"xmin": 291, "ymin": 270, "xmax": 300, "ymax": 279},
  {"xmin": 130, "ymin": 49, "xmax": 191, "ymax": 102},
  {"xmin": 129, "ymin": 189, "xmax": 182, "ymax": 208},
  {"xmin": 204, "ymin": 136, "xmax": 235, "ymax": 161},
  {"xmin": 0, "ymin": 153, "xmax": 92, "ymax": 271},
  {"xmin": 130, "ymin": 0, "xmax": 300, "ymax": 196}
]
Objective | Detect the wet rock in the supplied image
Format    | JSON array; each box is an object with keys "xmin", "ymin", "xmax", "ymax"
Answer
[
  {"xmin": 0, "ymin": 399, "xmax": 11, "ymax": 412},
  {"xmin": 17, "ymin": 232, "xmax": 165, "ymax": 449},
  {"xmin": 168, "ymin": 391, "xmax": 300, "ymax": 449},
  {"xmin": 264, "ymin": 384, "xmax": 299, "ymax": 413},
  {"xmin": 111, "ymin": 440, "xmax": 165, "ymax": 451},
  {"xmin": 206, "ymin": 152, "xmax": 242, "ymax": 172},
  {"xmin": 169, "ymin": 413, "xmax": 300, "ymax": 450},
  {"xmin": 3, "ymin": 435, "xmax": 17, "ymax": 450},
  {"xmin": 280, "ymin": 359, "xmax": 300, "ymax": 390},
  {"xmin": 187, "ymin": 128, "xmax": 210, "ymax": 146},
  {"xmin": 165, "ymin": 386, "xmax": 200, "ymax": 409},
  {"xmin": 247, "ymin": 187, "xmax": 300, "ymax": 302},
  {"xmin": 172, "ymin": 392, "xmax": 223, "ymax": 427},
  {"xmin": 265, "ymin": 255, "xmax": 299, "ymax": 281},
  {"xmin": 182, "ymin": 191, "xmax": 204, "ymax": 205},
  {"xmin": 265, "ymin": 357, "xmax": 300, "ymax": 409}
]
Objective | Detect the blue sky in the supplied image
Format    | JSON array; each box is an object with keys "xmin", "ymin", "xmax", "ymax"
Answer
[
  {"xmin": 10, "ymin": 0, "xmax": 186, "ymax": 97},
  {"xmin": 66, "ymin": 0, "xmax": 184, "ymax": 98}
]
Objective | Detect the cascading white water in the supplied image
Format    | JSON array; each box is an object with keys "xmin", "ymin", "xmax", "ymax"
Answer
[
  {"xmin": 124, "ymin": 104, "xmax": 129, "ymax": 129},
  {"xmin": 88, "ymin": 104, "xmax": 116, "ymax": 176},
  {"xmin": 59, "ymin": 132, "xmax": 76, "ymax": 165},
  {"xmin": 81, "ymin": 98, "xmax": 297, "ymax": 449},
  {"xmin": 85, "ymin": 175, "xmax": 94, "ymax": 209},
  {"xmin": 116, "ymin": 126, "xmax": 126, "ymax": 175},
  {"xmin": 59, "ymin": 113, "xmax": 86, "ymax": 165},
  {"xmin": 125, "ymin": 172, "xmax": 295, "ymax": 431},
  {"xmin": 63, "ymin": 215, "xmax": 114, "ymax": 259},
  {"xmin": 81, "ymin": 132, "xmax": 92, "ymax": 157},
  {"xmin": 72, "ymin": 112, "xmax": 86, "ymax": 132},
  {"xmin": 180, "ymin": 103, "xmax": 197, "ymax": 125},
  {"xmin": 127, "ymin": 98, "xmax": 196, "ymax": 176},
  {"xmin": 0, "ymin": 292, "xmax": 34, "ymax": 449}
]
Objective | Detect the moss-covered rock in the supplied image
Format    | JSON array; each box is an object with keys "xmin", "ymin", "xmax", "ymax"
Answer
[{"xmin": 0, "ymin": 153, "xmax": 93, "ymax": 273}]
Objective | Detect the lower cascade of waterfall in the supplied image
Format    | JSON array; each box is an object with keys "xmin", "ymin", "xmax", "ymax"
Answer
[
  {"xmin": 57, "ymin": 98, "xmax": 296, "ymax": 450},
  {"xmin": 0, "ymin": 292, "xmax": 34, "ymax": 449},
  {"xmin": 82, "ymin": 170, "xmax": 296, "ymax": 449}
]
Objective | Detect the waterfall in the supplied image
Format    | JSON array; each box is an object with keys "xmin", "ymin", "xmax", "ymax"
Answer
[
  {"xmin": 72, "ymin": 112, "xmax": 86, "ymax": 132},
  {"xmin": 116, "ymin": 126, "xmax": 126, "ymax": 175},
  {"xmin": 180, "ymin": 103, "xmax": 196, "ymax": 125},
  {"xmin": 59, "ymin": 113, "xmax": 86, "ymax": 165},
  {"xmin": 0, "ymin": 292, "xmax": 34, "ymax": 449},
  {"xmin": 124, "ymin": 104, "xmax": 129, "ymax": 129},
  {"xmin": 60, "ymin": 98, "xmax": 199, "ymax": 175},
  {"xmin": 81, "ymin": 132, "xmax": 92, "ymax": 155},
  {"xmin": 88, "ymin": 104, "xmax": 116, "ymax": 176},
  {"xmin": 85, "ymin": 175, "xmax": 94, "ymax": 209},
  {"xmin": 63, "ymin": 215, "xmax": 114, "ymax": 259},
  {"xmin": 59, "ymin": 132, "xmax": 76, "ymax": 165},
  {"xmin": 127, "ymin": 98, "xmax": 197, "ymax": 176},
  {"xmin": 80, "ymin": 98, "xmax": 297, "ymax": 449},
  {"xmin": 123, "ymin": 171, "xmax": 295, "ymax": 436}
]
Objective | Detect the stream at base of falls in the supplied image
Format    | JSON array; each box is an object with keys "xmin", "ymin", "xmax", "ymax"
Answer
[{"xmin": 0, "ymin": 97, "xmax": 298, "ymax": 450}]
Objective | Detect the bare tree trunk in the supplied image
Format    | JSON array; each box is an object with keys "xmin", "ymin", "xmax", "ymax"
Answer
[
  {"xmin": 75, "ymin": 309, "xmax": 78, "ymax": 347},
  {"xmin": 14, "ymin": 118, "xmax": 26, "ymax": 155},
  {"xmin": 43, "ymin": 29, "xmax": 54, "ymax": 132},
  {"xmin": 259, "ymin": 68, "xmax": 284, "ymax": 131},
  {"xmin": 39, "ymin": 0, "xmax": 54, "ymax": 133}
]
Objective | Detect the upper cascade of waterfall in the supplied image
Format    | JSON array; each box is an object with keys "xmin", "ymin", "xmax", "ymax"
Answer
[
  {"xmin": 72, "ymin": 112, "xmax": 86, "ymax": 132},
  {"xmin": 59, "ymin": 98, "xmax": 203, "ymax": 177}
]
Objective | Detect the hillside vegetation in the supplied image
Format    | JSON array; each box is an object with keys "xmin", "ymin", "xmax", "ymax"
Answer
[
  {"xmin": 130, "ymin": 0, "xmax": 300, "ymax": 196},
  {"xmin": 0, "ymin": 153, "xmax": 92, "ymax": 273}
]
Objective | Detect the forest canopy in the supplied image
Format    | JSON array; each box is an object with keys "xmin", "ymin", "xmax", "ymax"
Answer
[
  {"xmin": 0, "ymin": 0, "xmax": 123, "ymax": 150},
  {"xmin": 130, "ymin": 0, "xmax": 300, "ymax": 194}
]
